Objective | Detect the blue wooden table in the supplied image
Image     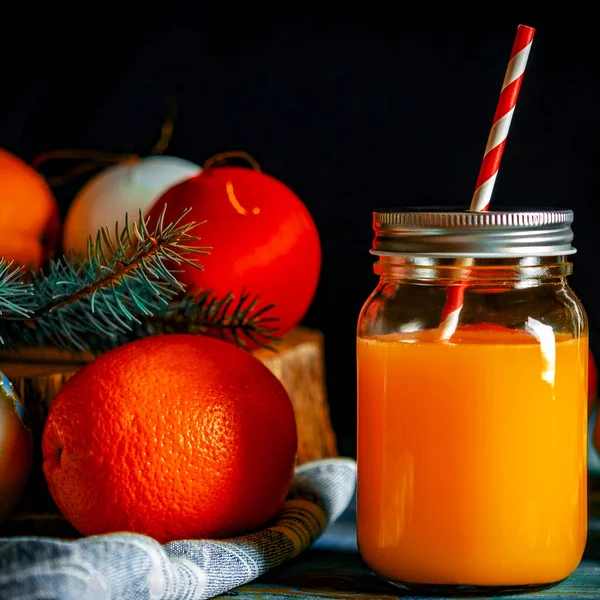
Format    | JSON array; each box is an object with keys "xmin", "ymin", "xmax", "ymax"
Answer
[{"xmin": 226, "ymin": 491, "xmax": 600, "ymax": 599}]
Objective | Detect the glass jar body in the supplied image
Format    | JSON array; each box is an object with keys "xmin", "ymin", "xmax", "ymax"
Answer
[{"xmin": 356, "ymin": 256, "xmax": 588, "ymax": 594}]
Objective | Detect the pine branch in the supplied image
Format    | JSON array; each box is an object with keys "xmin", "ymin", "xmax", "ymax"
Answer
[
  {"xmin": 0, "ymin": 207, "xmax": 209, "ymax": 351},
  {"xmin": 125, "ymin": 288, "xmax": 281, "ymax": 351},
  {"xmin": 0, "ymin": 209, "xmax": 282, "ymax": 354}
]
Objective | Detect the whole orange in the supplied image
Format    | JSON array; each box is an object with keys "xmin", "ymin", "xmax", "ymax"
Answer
[
  {"xmin": 0, "ymin": 148, "xmax": 59, "ymax": 268},
  {"xmin": 42, "ymin": 334, "xmax": 298, "ymax": 543}
]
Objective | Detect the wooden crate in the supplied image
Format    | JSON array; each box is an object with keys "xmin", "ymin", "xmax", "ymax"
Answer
[{"xmin": 0, "ymin": 327, "xmax": 337, "ymax": 537}]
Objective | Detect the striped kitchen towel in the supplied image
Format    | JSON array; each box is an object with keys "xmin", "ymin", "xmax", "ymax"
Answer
[{"xmin": 0, "ymin": 457, "xmax": 356, "ymax": 600}]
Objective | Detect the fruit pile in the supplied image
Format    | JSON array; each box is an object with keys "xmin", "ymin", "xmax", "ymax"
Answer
[
  {"xmin": 62, "ymin": 155, "xmax": 321, "ymax": 341},
  {"xmin": 0, "ymin": 148, "xmax": 322, "ymax": 342},
  {"xmin": 0, "ymin": 147, "xmax": 320, "ymax": 541}
]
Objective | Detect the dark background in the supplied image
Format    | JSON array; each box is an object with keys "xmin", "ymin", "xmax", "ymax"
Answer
[{"xmin": 2, "ymin": 9, "xmax": 598, "ymax": 457}]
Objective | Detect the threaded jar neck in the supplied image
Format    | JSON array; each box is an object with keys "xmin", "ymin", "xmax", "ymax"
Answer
[{"xmin": 375, "ymin": 255, "xmax": 572, "ymax": 285}]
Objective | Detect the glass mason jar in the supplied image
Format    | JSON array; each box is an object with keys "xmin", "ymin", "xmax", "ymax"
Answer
[{"xmin": 357, "ymin": 209, "xmax": 588, "ymax": 596}]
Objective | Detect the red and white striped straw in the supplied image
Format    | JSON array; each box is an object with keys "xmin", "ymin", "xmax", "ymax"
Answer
[{"xmin": 438, "ymin": 24, "xmax": 535, "ymax": 340}]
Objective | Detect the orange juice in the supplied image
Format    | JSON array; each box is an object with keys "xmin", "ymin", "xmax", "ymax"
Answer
[{"xmin": 357, "ymin": 327, "xmax": 587, "ymax": 588}]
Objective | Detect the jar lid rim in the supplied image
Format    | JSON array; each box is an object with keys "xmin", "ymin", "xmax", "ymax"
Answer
[
  {"xmin": 373, "ymin": 208, "xmax": 573, "ymax": 228},
  {"xmin": 372, "ymin": 208, "xmax": 576, "ymax": 257}
]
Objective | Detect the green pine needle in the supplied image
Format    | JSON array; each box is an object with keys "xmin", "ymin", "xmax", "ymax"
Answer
[
  {"xmin": 0, "ymin": 206, "xmax": 208, "ymax": 351},
  {"xmin": 0, "ymin": 259, "xmax": 36, "ymax": 345},
  {"xmin": 130, "ymin": 288, "xmax": 281, "ymax": 351},
  {"xmin": 0, "ymin": 259, "xmax": 34, "ymax": 318},
  {"xmin": 0, "ymin": 207, "xmax": 281, "ymax": 354}
]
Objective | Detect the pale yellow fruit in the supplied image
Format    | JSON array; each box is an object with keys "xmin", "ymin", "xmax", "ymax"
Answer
[{"xmin": 62, "ymin": 155, "xmax": 201, "ymax": 257}]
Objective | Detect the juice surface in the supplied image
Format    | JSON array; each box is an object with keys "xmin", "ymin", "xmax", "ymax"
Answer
[{"xmin": 357, "ymin": 328, "xmax": 588, "ymax": 586}]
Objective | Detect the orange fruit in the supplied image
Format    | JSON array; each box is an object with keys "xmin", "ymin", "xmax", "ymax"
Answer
[
  {"xmin": 0, "ymin": 148, "xmax": 59, "ymax": 268},
  {"xmin": 0, "ymin": 371, "xmax": 33, "ymax": 523},
  {"xmin": 42, "ymin": 334, "xmax": 298, "ymax": 543}
]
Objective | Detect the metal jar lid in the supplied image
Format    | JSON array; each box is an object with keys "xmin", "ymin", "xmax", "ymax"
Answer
[{"xmin": 371, "ymin": 208, "xmax": 576, "ymax": 258}]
